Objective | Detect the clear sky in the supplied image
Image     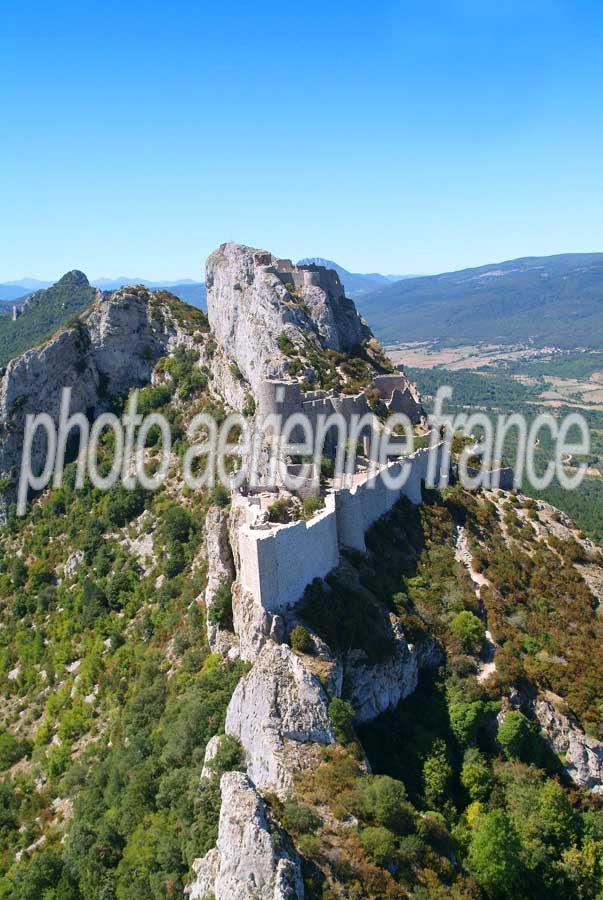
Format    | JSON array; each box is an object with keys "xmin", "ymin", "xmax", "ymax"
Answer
[{"xmin": 2, "ymin": 0, "xmax": 603, "ymax": 281}]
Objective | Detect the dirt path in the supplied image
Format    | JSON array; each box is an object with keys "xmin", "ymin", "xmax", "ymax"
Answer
[{"xmin": 454, "ymin": 525, "xmax": 497, "ymax": 681}]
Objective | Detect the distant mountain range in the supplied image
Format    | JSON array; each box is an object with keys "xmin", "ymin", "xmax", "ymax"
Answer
[
  {"xmin": 0, "ymin": 285, "xmax": 43, "ymax": 303},
  {"xmin": 0, "ymin": 278, "xmax": 207, "ymax": 309},
  {"xmin": 356, "ymin": 252, "xmax": 603, "ymax": 349},
  {"xmin": 297, "ymin": 258, "xmax": 418, "ymax": 297},
  {"xmin": 5, "ymin": 252, "xmax": 603, "ymax": 352},
  {"xmin": 0, "ymin": 260, "xmax": 416, "ymax": 310}
]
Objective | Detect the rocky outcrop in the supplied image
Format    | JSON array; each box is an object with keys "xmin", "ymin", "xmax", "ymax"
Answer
[
  {"xmin": 205, "ymin": 506, "xmax": 238, "ymax": 656},
  {"xmin": 346, "ymin": 619, "xmax": 441, "ymax": 723},
  {"xmin": 205, "ymin": 243, "xmax": 370, "ymax": 397},
  {"xmin": 187, "ymin": 772, "xmax": 304, "ymax": 900},
  {"xmin": 225, "ymin": 642, "xmax": 335, "ymax": 795},
  {"xmin": 0, "ymin": 286, "xmax": 203, "ymax": 517},
  {"xmin": 201, "ymin": 734, "xmax": 225, "ymax": 781},
  {"xmin": 202, "ymin": 340, "xmax": 251, "ymax": 413},
  {"xmin": 533, "ymin": 691, "xmax": 603, "ymax": 794},
  {"xmin": 231, "ymin": 581, "xmax": 279, "ymax": 662}
]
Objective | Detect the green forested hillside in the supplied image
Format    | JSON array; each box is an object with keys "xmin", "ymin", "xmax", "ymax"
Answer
[
  {"xmin": 0, "ymin": 343, "xmax": 249, "ymax": 899},
  {"xmin": 358, "ymin": 253, "xmax": 603, "ymax": 348},
  {"xmin": 0, "ymin": 316, "xmax": 602, "ymax": 897},
  {"xmin": 279, "ymin": 490, "xmax": 603, "ymax": 898},
  {"xmin": 0, "ymin": 272, "xmax": 98, "ymax": 369}
]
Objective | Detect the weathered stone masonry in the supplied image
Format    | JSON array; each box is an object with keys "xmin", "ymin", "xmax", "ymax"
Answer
[
  {"xmin": 235, "ymin": 442, "xmax": 448, "ymax": 613},
  {"xmin": 237, "ymin": 493, "xmax": 340, "ymax": 614}
]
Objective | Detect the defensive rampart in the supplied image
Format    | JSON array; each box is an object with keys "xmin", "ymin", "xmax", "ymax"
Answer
[
  {"xmin": 335, "ymin": 442, "xmax": 448, "ymax": 552},
  {"xmin": 236, "ymin": 442, "xmax": 448, "ymax": 613},
  {"xmin": 237, "ymin": 493, "xmax": 340, "ymax": 612}
]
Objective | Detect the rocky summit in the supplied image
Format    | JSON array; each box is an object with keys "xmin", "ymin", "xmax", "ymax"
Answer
[
  {"xmin": 206, "ymin": 243, "xmax": 374, "ymax": 396},
  {"xmin": 0, "ymin": 245, "xmax": 601, "ymax": 900}
]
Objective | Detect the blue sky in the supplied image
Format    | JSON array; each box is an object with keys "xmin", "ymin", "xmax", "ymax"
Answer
[{"xmin": 1, "ymin": 0, "xmax": 602, "ymax": 281}]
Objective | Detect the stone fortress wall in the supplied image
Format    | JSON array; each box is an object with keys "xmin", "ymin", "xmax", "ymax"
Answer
[
  {"xmin": 256, "ymin": 375, "xmax": 422, "ymax": 453},
  {"xmin": 257, "ymin": 378, "xmax": 374, "ymax": 426},
  {"xmin": 236, "ymin": 492, "xmax": 340, "ymax": 613},
  {"xmin": 335, "ymin": 441, "xmax": 448, "ymax": 552},
  {"xmin": 269, "ymin": 257, "xmax": 344, "ymax": 296},
  {"xmin": 235, "ymin": 440, "xmax": 448, "ymax": 613}
]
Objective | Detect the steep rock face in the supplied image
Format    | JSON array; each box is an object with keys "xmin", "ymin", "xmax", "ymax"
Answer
[
  {"xmin": 187, "ymin": 772, "xmax": 304, "ymax": 900},
  {"xmin": 83, "ymin": 288, "xmax": 184, "ymax": 394},
  {"xmin": 200, "ymin": 734, "xmax": 224, "ymax": 780},
  {"xmin": 201, "ymin": 340, "xmax": 251, "ymax": 413},
  {"xmin": 205, "ymin": 243, "xmax": 369, "ymax": 396},
  {"xmin": 0, "ymin": 327, "xmax": 100, "ymax": 486},
  {"xmin": 231, "ymin": 581, "xmax": 277, "ymax": 662},
  {"xmin": 204, "ymin": 506, "xmax": 238, "ymax": 656},
  {"xmin": 0, "ymin": 286, "xmax": 200, "ymax": 516},
  {"xmin": 225, "ymin": 642, "xmax": 335, "ymax": 795},
  {"xmin": 533, "ymin": 692, "xmax": 603, "ymax": 794},
  {"xmin": 346, "ymin": 618, "xmax": 441, "ymax": 723}
]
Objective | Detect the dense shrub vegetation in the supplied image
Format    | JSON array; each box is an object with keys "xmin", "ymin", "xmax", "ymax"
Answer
[
  {"xmin": 0, "ymin": 344, "xmax": 249, "ymax": 899},
  {"xmin": 280, "ymin": 489, "xmax": 603, "ymax": 898},
  {"xmin": 277, "ymin": 330, "xmax": 394, "ymax": 395}
]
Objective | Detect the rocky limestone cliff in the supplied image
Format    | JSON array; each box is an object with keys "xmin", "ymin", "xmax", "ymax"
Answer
[
  {"xmin": 532, "ymin": 691, "xmax": 603, "ymax": 794},
  {"xmin": 225, "ymin": 642, "xmax": 335, "ymax": 796},
  {"xmin": 0, "ymin": 286, "xmax": 203, "ymax": 517},
  {"xmin": 205, "ymin": 242, "xmax": 370, "ymax": 397},
  {"xmin": 187, "ymin": 772, "xmax": 304, "ymax": 900},
  {"xmin": 346, "ymin": 618, "xmax": 442, "ymax": 723},
  {"xmin": 204, "ymin": 506, "xmax": 238, "ymax": 657}
]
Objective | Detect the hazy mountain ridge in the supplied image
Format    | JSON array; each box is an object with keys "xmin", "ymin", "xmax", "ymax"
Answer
[
  {"xmin": 0, "ymin": 278, "xmax": 207, "ymax": 310},
  {"xmin": 0, "ymin": 286, "xmax": 39, "ymax": 303},
  {"xmin": 357, "ymin": 252, "xmax": 603, "ymax": 348}
]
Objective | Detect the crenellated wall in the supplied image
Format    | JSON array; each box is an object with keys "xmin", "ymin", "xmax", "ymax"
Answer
[
  {"xmin": 256, "ymin": 379, "xmax": 374, "ymax": 454},
  {"xmin": 335, "ymin": 443, "xmax": 448, "ymax": 552},
  {"xmin": 258, "ymin": 378, "xmax": 373, "ymax": 426},
  {"xmin": 237, "ymin": 493, "xmax": 340, "ymax": 612},
  {"xmin": 236, "ymin": 442, "xmax": 448, "ymax": 613}
]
